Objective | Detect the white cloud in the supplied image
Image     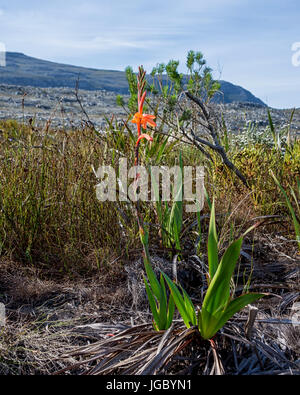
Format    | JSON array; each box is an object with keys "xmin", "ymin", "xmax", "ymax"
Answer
[
  {"xmin": 58, "ymin": 37, "xmax": 148, "ymax": 51},
  {"xmin": 0, "ymin": 0, "xmax": 299, "ymax": 108}
]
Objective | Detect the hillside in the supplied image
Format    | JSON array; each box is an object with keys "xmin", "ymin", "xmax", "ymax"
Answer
[
  {"xmin": 1, "ymin": 83, "xmax": 299, "ymax": 133},
  {"xmin": 0, "ymin": 52, "xmax": 266, "ymax": 106}
]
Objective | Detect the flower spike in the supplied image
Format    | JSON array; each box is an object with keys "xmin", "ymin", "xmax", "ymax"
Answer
[{"xmin": 136, "ymin": 134, "xmax": 153, "ymax": 146}]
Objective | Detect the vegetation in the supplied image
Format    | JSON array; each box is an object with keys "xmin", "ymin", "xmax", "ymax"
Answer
[{"xmin": 0, "ymin": 52, "xmax": 299, "ymax": 375}]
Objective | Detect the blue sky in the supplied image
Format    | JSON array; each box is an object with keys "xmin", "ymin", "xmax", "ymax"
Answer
[{"xmin": 0, "ymin": 0, "xmax": 299, "ymax": 108}]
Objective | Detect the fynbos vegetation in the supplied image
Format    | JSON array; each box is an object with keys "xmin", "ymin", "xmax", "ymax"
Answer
[{"xmin": 0, "ymin": 51, "xmax": 299, "ymax": 376}]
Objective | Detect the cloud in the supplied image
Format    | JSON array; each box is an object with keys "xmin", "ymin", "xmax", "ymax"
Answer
[
  {"xmin": 0, "ymin": 0, "xmax": 299, "ymax": 107},
  {"xmin": 46, "ymin": 36, "xmax": 150, "ymax": 52}
]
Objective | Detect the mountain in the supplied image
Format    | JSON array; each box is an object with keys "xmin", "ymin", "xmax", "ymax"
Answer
[
  {"xmin": 0, "ymin": 52, "xmax": 130, "ymax": 93},
  {"xmin": 0, "ymin": 52, "xmax": 266, "ymax": 106},
  {"xmin": 214, "ymin": 81, "xmax": 266, "ymax": 106}
]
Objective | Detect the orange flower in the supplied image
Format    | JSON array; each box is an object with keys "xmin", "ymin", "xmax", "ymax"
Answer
[
  {"xmin": 136, "ymin": 133, "xmax": 153, "ymax": 146},
  {"xmin": 131, "ymin": 67, "xmax": 156, "ymax": 141},
  {"xmin": 141, "ymin": 114, "xmax": 156, "ymax": 129},
  {"xmin": 131, "ymin": 112, "xmax": 156, "ymax": 136}
]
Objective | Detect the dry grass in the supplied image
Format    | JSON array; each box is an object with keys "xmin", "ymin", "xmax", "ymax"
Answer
[
  {"xmin": 0, "ymin": 119, "xmax": 299, "ymax": 375},
  {"xmin": 0, "ymin": 229, "xmax": 299, "ymax": 375}
]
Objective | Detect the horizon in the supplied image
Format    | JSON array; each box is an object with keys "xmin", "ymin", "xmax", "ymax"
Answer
[{"xmin": 0, "ymin": 0, "xmax": 299, "ymax": 109}]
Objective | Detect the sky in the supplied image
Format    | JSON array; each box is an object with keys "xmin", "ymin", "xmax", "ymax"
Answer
[{"xmin": 0, "ymin": 0, "xmax": 299, "ymax": 109}]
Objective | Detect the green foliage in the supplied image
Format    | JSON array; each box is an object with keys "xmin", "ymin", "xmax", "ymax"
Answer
[
  {"xmin": 186, "ymin": 50, "xmax": 220, "ymax": 99},
  {"xmin": 179, "ymin": 109, "xmax": 192, "ymax": 124},
  {"xmin": 1, "ymin": 113, "xmax": 298, "ymax": 278},
  {"xmin": 207, "ymin": 201, "xmax": 219, "ymax": 281},
  {"xmin": 140, "ymin": 227, "xmax": 175, "ymax": 331},
  {"xmin": 125, "ymin": 66, "xmax": 138, "ymax": 113},
  {"xmin": 144, "ymin": 131, "xmax": 177, "ymax": 166},
  {"xmin": 271, "ymin": 171, "xmax": 300, "ymax": 251},
  {"xmin": 118, "ymin": 50, "xmax": 221, "ymax": 121},
  {"xmin": 150, "ymin": 153, "xmax": 184, "ymax": 251},
  {"xmin": 162, "ymin": 272, "xmax": 197, "ymax": 328},
  {"xmin": 198, "ymin": 205, "xmax": 264, "ymax": 339},
  {"xmin": 163, "ymin": 201, "xmax": 265, "ymax": 340},
  {"xmin": 116, "ymin": 94, "xmax": 125, "ymax": 108},
  {"xmin": 165, "ymin": 60, "xmax": 183, "ymax": 94},
  {"xmin": 214, "ymin": 137, "xmax": 300, "ymax": 214}
]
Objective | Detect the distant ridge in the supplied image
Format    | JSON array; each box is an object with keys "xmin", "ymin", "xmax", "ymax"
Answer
[{"xmin": 0, "ymin": 52, "xmax": 266, "ymax": 106}]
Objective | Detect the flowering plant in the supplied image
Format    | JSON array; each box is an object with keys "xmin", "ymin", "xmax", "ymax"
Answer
[
  {"xmin": 131, "ymin": 66, "xmax": 175, "ymax": 331},
  {"xmin": 131, "ymin": 66, "xmax": 264, "ymax": 338}
]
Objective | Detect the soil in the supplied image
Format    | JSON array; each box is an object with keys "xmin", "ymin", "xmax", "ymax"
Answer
[{"xmin": 0, "ymin": 234, "xmax": 299, "ymax": 375}]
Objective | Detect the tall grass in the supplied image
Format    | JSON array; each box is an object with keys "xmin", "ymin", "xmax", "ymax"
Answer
[
  {"xmin": 271, "ymin": 171, "xmax": 300, "ymax": 251},
  {"xmin": 0, "ymin": 116, "xmax": 299, "ymax": 275},
  {"xmin": 0, "ymin": 121, "xmax": 135, "ymax": 273}
]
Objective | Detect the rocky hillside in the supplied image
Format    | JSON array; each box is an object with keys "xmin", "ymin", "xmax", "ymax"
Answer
[
  {"xmin": 0, "ymin": 52, "xmax": 265, "ymax": 106},
  {"xmin": 0, "ymin": 84, "xmax": 299, "ymax": 134}
]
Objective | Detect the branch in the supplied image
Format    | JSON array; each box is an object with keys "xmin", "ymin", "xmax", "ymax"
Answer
[
  {"xmin": 74, "ymin": 76, "xmax": 99, "ymax": 134},
  {"xmin": 184, "ymin": 91, "xmax": 249, "ymax": 187}
]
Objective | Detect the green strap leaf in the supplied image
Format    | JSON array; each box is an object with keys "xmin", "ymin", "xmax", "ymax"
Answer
[
  {"xmin": 207, "ymin": 200, "xmax": 219, "ymax": 280},
  {"xmin": 158, "ymin": 273, "xmax": 168, "ymax": 327},
  {"xmin": 202, "ymin": 237, "xmax": 243, "ymax": 318},
  {"xmin": 143, "ymin": 257, "xmax": 161, "ymax": 301},
  {"xmin": 221, "ymin": 293, "xmax": 265, "ymax": 327},
  {"xmin": 199, "ymin": 293, "xmax": 264, "ymax": 340},
  {"xmin": 162, "ymin": 272, "xmax": 196, "ymax": 328},
  {"xmin": 143, "ymin": 277, "xmax": 161, "ymax": 329},
  {"xmin": 167, "ymin": 294, "xmax": 175, "ymax": 328}
]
